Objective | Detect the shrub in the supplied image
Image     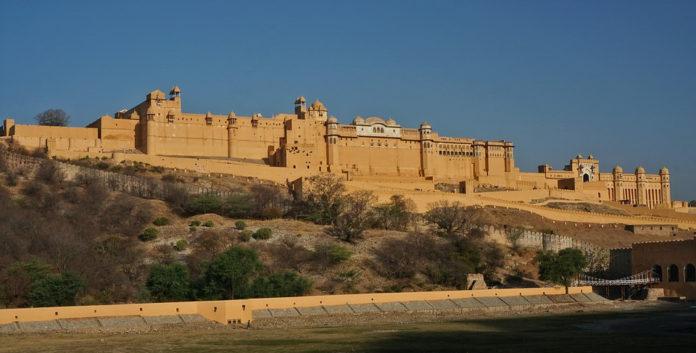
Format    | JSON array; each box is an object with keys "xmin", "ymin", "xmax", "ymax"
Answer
[
  {"xmin": 174, "ymin": 239, "xmax": 188, "ymax": 251},
  {"xmin": 372, "ymin": 233, "xmax": 439, "ymax": 279},
  {"xmin": 146, "ymin": 263, "xmax": 191, "ymax": 301},
  {"xmin": 238, "ymin": 230, "xmax": 253, "ymax": 242},
  {"xmin": 189, "ymin": 226, "xmax": 197, "ymax": 232},
  {"xmin": 199, "ymin": 247, "xmax": 263, "ymax": 299},
  {"xmin": 184, "ymin": 193, "xmax": 222, "ymax": 215},
  {"xmin": 249, "ymin": 271, "xmax": 312, "ymax": 298},
  {"xmin": 189, "ymin": 220, "xmax": 201, "ymax": 227},
  {"xmin": 293, "ymin": 174, "xmax": 346, "ymax": 224},
  {"xmin": 221, "ymin": 192, "xmax": 252, "ymax": 218},
  {"xmin": 139, "ymin": 227, "xmax": 159, "ymax": 242},
  {"xmin": 234, "ymin": 220, "xmax": 247, "ymax": 230},
  {"xmin": 314, "ymin": 243, "xmax": 352, "ymax": 266},
  {"xmin": 35, "ymin": 160, "xmax": 64, "ymax": 185},
  {"xmin": 252, "ymin": 228, "xmax": 273, "ymax": 240},
  {"xmin": 202, "ymin": 220, "xmax": 215, "ymax": 228},
  {"xmin": 95, "ymin": 161, "xmax": 110, "ymax": 170},
  {"xmin": 153, "ymin": 217, "xmax": 170, "ymax": 226},
  {"xmin": 27, "ymin": 272, "xmax": 84, "ymax": 307}
]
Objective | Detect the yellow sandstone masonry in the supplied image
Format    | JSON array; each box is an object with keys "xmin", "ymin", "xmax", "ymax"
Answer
[
  {"xmin": 0, "ymin": 86, "xmax": 674, "ymax": 209},
  {"xmin": 0, "ymin": 286, "xmax": 593, "ymax": 325}
]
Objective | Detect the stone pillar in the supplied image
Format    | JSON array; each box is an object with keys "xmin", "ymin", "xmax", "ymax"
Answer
[
  {"xmin": 227, "ymin": 113, "xmax": 236, "ymax": 158},
  {"xmin": 613, "ymin": 166, "xmax": 623, "ymax": 202}
]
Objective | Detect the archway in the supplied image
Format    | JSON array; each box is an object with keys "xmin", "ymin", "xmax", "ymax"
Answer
[
  {"xmin": 652, "ymin": 264, "xmax": 663, "ymax": 282},
  {"xmin": 583, "ymin": 174, "xmax": 590, "ymax": 182},
  {"xmin": 685, "ymin": 264, "xmax": 695, "ymax": 282},
  {"xmin": 668, "ymin": 264, "xmax": 679, "ymax": 282}
]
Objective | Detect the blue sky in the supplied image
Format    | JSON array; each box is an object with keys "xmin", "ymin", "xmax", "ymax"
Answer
[{"xmin": 1, "ymin": 0, "xmax": 694, "ymax": 200}]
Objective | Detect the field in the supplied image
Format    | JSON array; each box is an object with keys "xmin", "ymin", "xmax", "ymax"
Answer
[{"xmin": 1, "ymin": 303, "xmax": 694, "ymax": 353}]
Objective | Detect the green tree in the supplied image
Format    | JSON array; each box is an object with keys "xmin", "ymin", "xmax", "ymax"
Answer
[
  {"xmin": 35, "ymin": 108, "xmax": 70, "ymax": 126},
  {"xmin": 199, "ymin": 247, "xmax": 263, "ymax": 299},
  {"xmin": 249, "ymin": 271, "xmax": 312, "ymax": 298},
  {"xmin": 536, "ymin": 248, "xmax": 587, "ymax": 291},
  {"xmin": 146, "ymin": 263, "xmax": 191, "ymax": 301},
  {"xmin": 689, "ymin": 200, "xmax": 696, "ymax": 207},
  {"xmin": 185, "ymin": 193, "xmax": 223, "ymax": 215},
  {"xmin": 27, "ymin": 272, "xmax": 84, "ymax": 307}
]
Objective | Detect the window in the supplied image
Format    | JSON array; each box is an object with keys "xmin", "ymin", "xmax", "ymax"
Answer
[
  {"xmin": 668, "ymin": 264, "xmax": 679, "ymax": 282},
  {"xmin": 685, "ymin": 264, "xmax": 695, "ymax": 282},
  {"xmin": 652, "ymin": 265, "xmax": 662, "ymax": 282}
]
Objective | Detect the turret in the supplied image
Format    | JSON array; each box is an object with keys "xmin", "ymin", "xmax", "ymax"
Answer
[
  {"xmin": 308, "ymin": 99, "xmax": 328, "ymax": 121},
  {"xmin": 326, "ymin": 116, "xmax": 340, "ymax": 172},
  {"xmin": 659, "ymin": 167, "xmax": 671, "ymax": 206},
  {"xmin": 635, "ymin": 166, "xmax": 646, "ymax": 206},
  {"xmin": 294, "ymin": 96, "xmax": 307, "ymax": 118},
  {"xmin": 144, "ymin": 105, "xmax": 158, "ymax": 155},
  {"xmin": 227, "ymin": 112, "xmax": 237, "ymax": 158},
  {"xmin": 419, "ymin": 121, "xmax": 433, "ymax": 177},
  {"xmin": 612, "ymin": 165, "xmax": 624, "ymax": 202}
]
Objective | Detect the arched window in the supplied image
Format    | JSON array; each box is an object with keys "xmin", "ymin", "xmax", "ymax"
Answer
[
  {"xmin": 652, "ymin": 265, "xmax": 662, "ymax": 282},
  {"xmin": 668, "ymin": 264, "xmax": 679, "ymax": 282},
  {"xmin": 685, "ymin": 264, "xmax": 695, "ymax": 282}
]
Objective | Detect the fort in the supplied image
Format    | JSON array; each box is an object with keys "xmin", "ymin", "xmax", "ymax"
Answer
[{"xmin": 0, "ymin": 86, "xmax": 675, "ymax": 208}]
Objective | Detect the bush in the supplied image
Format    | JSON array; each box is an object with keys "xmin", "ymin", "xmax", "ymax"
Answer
[
  {"xmin": 153, "ymin": 217, "xmax": 170, "ymax": 226},
  {"xmin": 184, "ymin": 193, "xmax": 222, "ymax": 215},
  {"xmin": 27, "ymin": 272, "xmax": 84, "ymax": 307},
  {"xmin": 189, "ymin": 220, "xmax": 201, "ymax": 227},
  {"xmin": 146, "ymin": 263, "xmax": 191, "ymax": 301},
  {"xmin": 373, "ymin": 195, "xmax": 415, "ymax": 231},
  {"xmin": 314, "ymin": 243, "xmax": 352, "ymax": 266},
  {"xmin": 174, "ymin": 239, "xmax": 188, "ymax": 251},
  {"xmin": 238, "ymin": 230, "xmax": 253, "ymax": 242},
  {"xmin": 424, "ymin": 201, "xmax": 469, "ymax": 236},
  {"xmin": 202, "ymin": 220, "xmax": 215, "ymax": 228},
  {"xmin": 536, "ymin": 248, "xmax": 587, "ymax": 288},
  {"xmin": 252, "ymin": 228, "xmax": 273, "ymax": 240},
  {"xmin": 293, "ymin": 174, "xmax": 346, "ymax": 224},
  {"xmin": 234, "ymin": 220, "xmax": 247, "ymax": 230},
  {"xmin": 249, "ymin": 271, "xmax": 312, "ymax": 298},
  {"xmin": 199, "ymin": 247, "xmax": 263, "ymax": 299},
  {"xmin": 221, "ymin": 192, "xmax": 252, "ymax": 218},
  {"xmin": 35, "ymin": 160, "xmax": 64, "ymax": 185},
  {"xmin": 139, "ymin": 227, "xmax": 159, "ymax": 242}
]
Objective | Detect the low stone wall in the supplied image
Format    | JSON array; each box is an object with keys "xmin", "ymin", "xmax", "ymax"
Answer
[
  {"xmin": 483, "ymin": 225, "xmax": 597, "ymax": 252},
  {"xmin": 0, "ymin": 286, "xmax": 594, "ymax": 329}
]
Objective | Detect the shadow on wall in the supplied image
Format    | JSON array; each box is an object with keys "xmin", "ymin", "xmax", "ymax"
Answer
[{"xmin": 359, "ymin": 308, "xmax": 696, "ymax": 353}]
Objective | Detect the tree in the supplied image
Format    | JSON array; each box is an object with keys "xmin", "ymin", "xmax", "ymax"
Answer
[
  {"xmin": 199, "ymin": 247, "xmax": 263, "ymax": 299},
  {"xmin": 424, "ymin": 201, "xmax": 469, "ymax": 236},
  {"xmin": 146, "ymin": 263, "xmax": 191, "ymax": 301},
  {"xmin": 689, "ymin": 200, "xmax": 696, "ymax": 207},
  {"xmin": 536, "ymin": 248, "xmax": 587, "ymax": 291},
  {"xmin": 373, "ymin": 195, "xmax": 416, "ymax": 231},
  {"xmin": 326, "ymin": 190, "xmax": 376, "ymax": 242},
  {"xmin": 34, "ymin": 109, "xmax": 70, "ymax": 126},
  {"xmin": 295, "ymin": 174, "xmax": 346, "ymax": 224}
]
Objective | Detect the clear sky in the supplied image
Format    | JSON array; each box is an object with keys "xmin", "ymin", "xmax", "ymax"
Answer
[{"xmin": 1, "ymin": 0, "xmax": 694, "ymax": 200}]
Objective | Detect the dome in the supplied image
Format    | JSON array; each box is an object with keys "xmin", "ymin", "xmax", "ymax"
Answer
[
  {"xmin": 588, "ymin": 154, "xmax": 594, "ymax": 159},
  {"xmin": 365, "ymin": 116, "xmax": 386, "ymax": 125},
  {"xmin": 576, "ymin": 154, "xmax": 584, "ymax": 159},
  {"xmin": 353, "ymin": 116, "xmax": 365, "ymax": 125},
  {"xmin": 227, "ymin": 112, "xmax": 236, "ymax": 118},
  {"xmin": 613, "ymin": 165, "xmax": 623, "ymax": 173},
  {"xmin": 659, "ymin": 166, "xmax": 669, "ymax": 174},
  {"xmin": 169, "ymin": 86, "xmax": 181, "ymax": 95},
  {"xmin": 294, "ymin": 96, "xmax": 306, "ymax": 105},
  {"xmin": 420, "ymin": 121, "xmax": 431, "ymax": 129},
  {"xmin": 310, "ymin": 99, "xmax": 327, "ymax": 111},
  {"xmin": 635, "ymin": 166, "xmax": 646, "ymax": 174},
  {"xmin": 385, "ymin": 118, "xmax": 398, "ymax": 126},
  {"xmin": 327, "ymin": 116, "xmax": 338, "ymax": 124}
]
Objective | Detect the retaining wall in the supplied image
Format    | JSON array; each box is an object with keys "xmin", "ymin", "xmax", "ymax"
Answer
[{"xmin": 0, "ymin": 286, "xmax": 593, "ymax": 327}]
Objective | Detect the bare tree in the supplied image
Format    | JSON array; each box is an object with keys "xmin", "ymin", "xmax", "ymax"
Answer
[
  {"xmin": 326, "ymin": 190, "xmax": 376, "ymax": 242},
  {"xmin": 35, "ymin": 109, "xmax": 70, "ymax": 126}
]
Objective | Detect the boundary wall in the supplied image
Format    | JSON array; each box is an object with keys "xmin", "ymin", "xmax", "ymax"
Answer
[{"xmin": 0, "ymin": 286, "xmax": 593, "ymax": 326}]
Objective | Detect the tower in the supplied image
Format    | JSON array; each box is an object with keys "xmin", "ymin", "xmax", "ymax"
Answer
[
  {"xmin": 227, "ymin": 112, "xmax": 237, "ymax": 158},
  {"xmin": 659, "ymin": 167, "xmax": 671, "ymax": 206},
  {"xmin": 144, "ymin": 105, "xmax": 158, "ymax": 155},
  {"xmin": 326, "ymin": 116, "xmax": 340, "ymax": 172},
  {"xmin": 635, "ymin": 166, "xmax": 646, "ymax": 206},
  {"xmin": 612, "ymin": 165, "xmax": 624, "ymax": 202},
  {"xmin": 504, "ymin": 142, "xmax": 515, "ymax": 172},
  {"xmin": 308, "ymin": 99, "xmax": 328, "ymax": 121},
  {"xmin": 294, "ymin": 96, "xmax": 307, "ymax": 119},
  {"xmin": 419, "ymin": 121, "xmax": 433, "ymax": 177}
]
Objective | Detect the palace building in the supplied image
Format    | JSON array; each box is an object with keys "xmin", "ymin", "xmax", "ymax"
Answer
[{"xmin": 0, "ymin": 86, "xmax": 672, "ymax": 208}]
